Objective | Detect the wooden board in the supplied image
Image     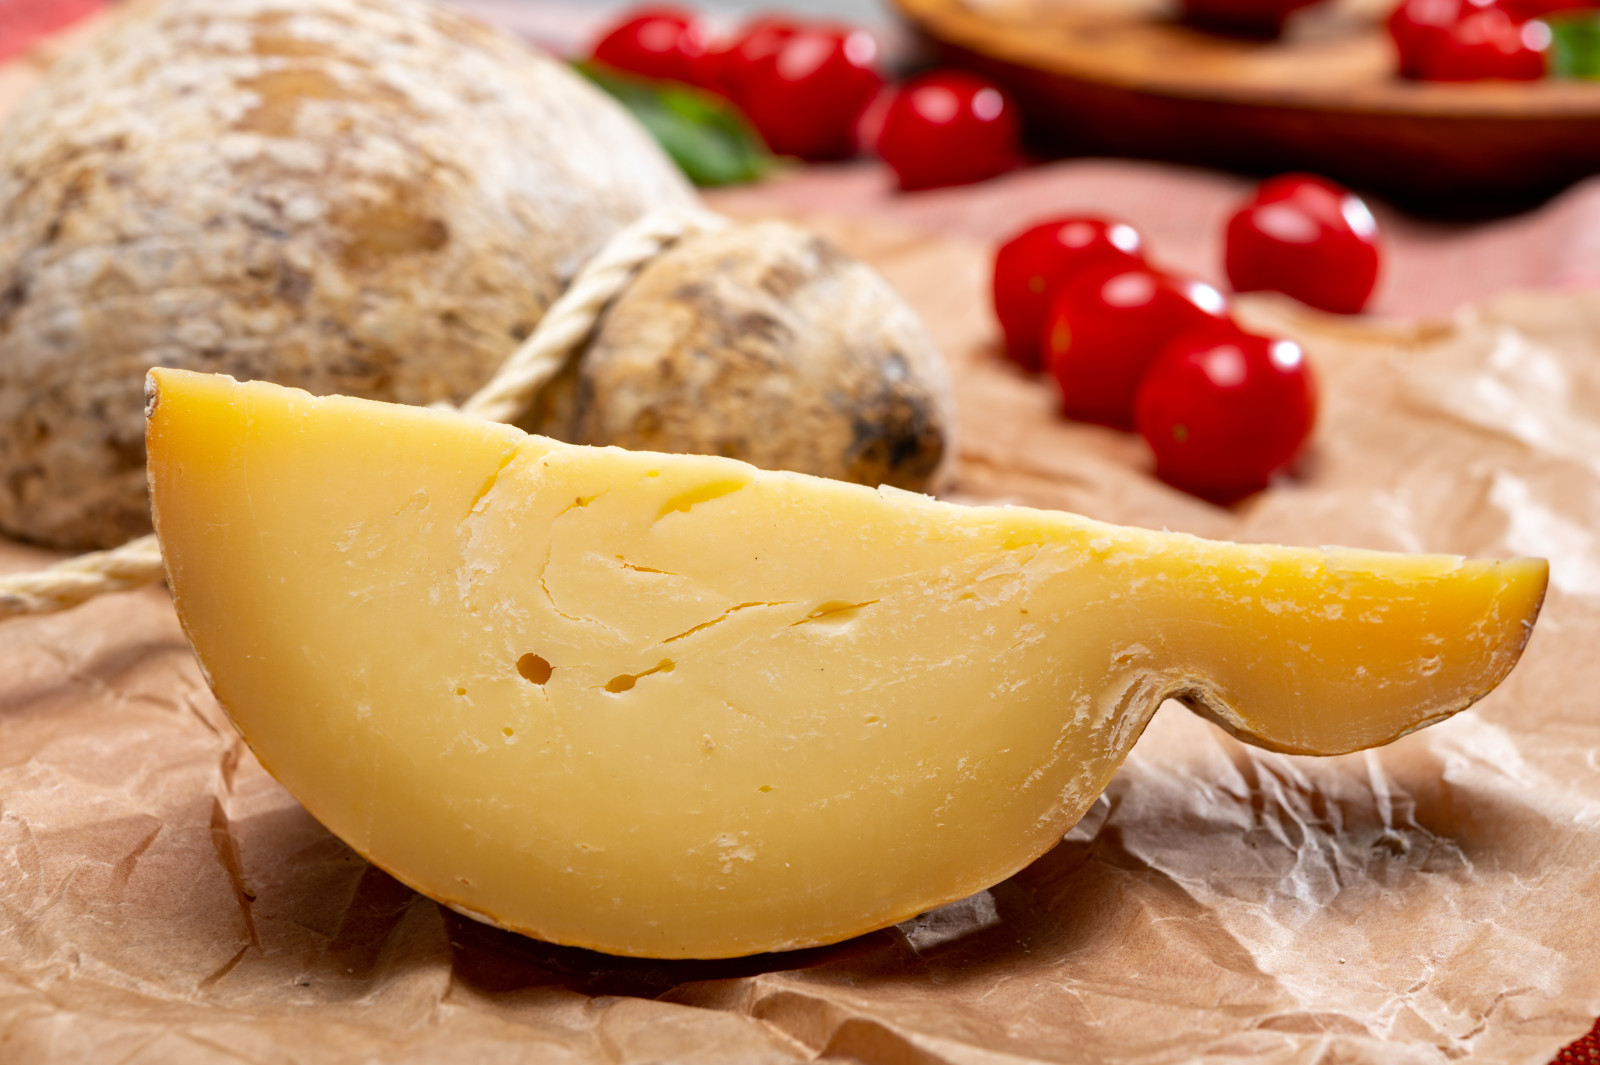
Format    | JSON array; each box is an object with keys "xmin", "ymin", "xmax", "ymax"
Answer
[{"xmin": 892, "ymin": 0, "xmax": 1600, "ymax": 208}]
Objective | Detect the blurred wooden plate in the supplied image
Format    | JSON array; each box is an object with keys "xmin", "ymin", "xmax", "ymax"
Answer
[{"xmin": 891, "ymin": 0, "xmax": 1600, "ymax": 208}]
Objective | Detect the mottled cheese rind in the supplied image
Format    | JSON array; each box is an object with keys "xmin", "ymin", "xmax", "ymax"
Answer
[
  {"xmin": 0, "ymin": 0, "xmax": 693, "ymax": 549},
  {"xmin": 146, "ymin": 369, "xmax": 1547, "ymax": 959},
  {"xmin": 530, "ymin": 220, "xmax": 957, "ymax": 494}
]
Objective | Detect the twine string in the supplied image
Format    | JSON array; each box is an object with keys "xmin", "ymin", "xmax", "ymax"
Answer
[
  {"xmin": 0, "ymin": 205, "xmax": 728, "ymax": 620},
  {"xmin": 0, "ymin": 533, "xmax": 164, "ymax": 618}
]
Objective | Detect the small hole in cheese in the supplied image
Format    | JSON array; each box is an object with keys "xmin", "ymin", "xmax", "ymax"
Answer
[
  {"xmin": 516, "ymin": 653, "xmax": 553, "ymax": 685},
  {"xmin": 503, "ymin": 726, "xmax": 515, "ymax": 737},
  {"xmin": 657, "ymin": 478, "xmax": 748, "ymax": 520},
  {"xmin": 793, "ymin": 600, "xmax": 879, "ymax": 627},
  {"xmin": 604, "ymin": 659, "xmax": 675, "ymax": 693}
]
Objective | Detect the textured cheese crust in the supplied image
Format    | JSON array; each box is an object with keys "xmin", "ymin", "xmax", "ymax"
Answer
[
  {"xmin": 531, "ymin": 219, "xmax": 958, "ymax": 494},
  {"xmin": 147, "ymin": 369, "xmax": 1547, "ymax": 959},
  {"xmin": 0, "ymin": 0, "xmax": 693, "ymax": 549}
]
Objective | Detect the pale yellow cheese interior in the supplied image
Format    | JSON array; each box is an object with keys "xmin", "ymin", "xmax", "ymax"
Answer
[{"xmin": 146, "ymin": 369, "xmax": 1546, "ymax": 959}]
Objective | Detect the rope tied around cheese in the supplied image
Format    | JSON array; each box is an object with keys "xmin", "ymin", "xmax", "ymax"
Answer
[
  {"xmin": 0, "ymin": 205, "xmax": 730, "ymax": 620},
  {"xmin": 454, "ymin": 205, "xmax": 728, "ymax": 423}
]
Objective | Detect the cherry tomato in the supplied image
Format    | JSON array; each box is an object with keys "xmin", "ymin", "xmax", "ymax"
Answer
[
  {"xmin": 1225, "ymin": 174, "xmax": 1382, "ymax": 315},
  {"xmin": 704, "ymin": 15, "xmax": 799, "ymax": 100},
  {"xmin": 590, "ymin": 6, "xmax": 712, "ymax": 85},
  {"xmin": 738, "ymin": 26, "xmax": 884, "ymax": 161},
  {"xmin": 1427, "ymin": 4, "xmax": 1548, "ymax": 78},
  {"xmin": 991, "ymin": 217, "xmax": 1146, "ymax": 372},
  {"xmin": 1045, "ymin": 264, "xmax": 1230, "ymax": 430},
  {"xmin": 1387, "ymin": 0, "xmax": 1466, "ymax": 75},
  {"xmin": 1181, "ymin": 0, "xmax": 1324, "ymax": 38},
  {"xmin": 1386, "ymin": 0, "xmax": 1548, "ymax": 79},
  {"xmin": 1135, "ymin": 324, "xmax": 1316, "ymax": 504},
  {"xmin": 875, "ymin": 70, "xmax": 1021, "ymax": 192}
]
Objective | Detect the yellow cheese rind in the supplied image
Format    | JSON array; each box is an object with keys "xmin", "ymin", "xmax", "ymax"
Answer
[{"xmin": 146, "ymin": 369, "xmax": 1547, "ymax": 959}]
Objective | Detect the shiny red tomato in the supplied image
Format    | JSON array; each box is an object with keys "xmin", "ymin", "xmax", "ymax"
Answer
[
  {"xmin": 1045, "ymin": 264, "xmax": 1230, "ymax": 430},
  {"xmin": 991, "ymin": 217, "xmax": 1146, "ymax": 372},
  {"xmin": 1135, "ymin": 324, "xmax": 1316, "ymax": 504},
  {"xmin": 1426, "ymin": 4, "xmax": 1548, "ymax": 78},
  {"xmin": 704, "ymin": 15, "xmax": 799, "ymax": 100},
  {"xmin": 1386, "ymin": 0, "xmax": 1548, "ymax": 79},
  {"xmin": 589, "ymin": 6, "xmax": 713, "ymax": 85},
  {"xmin": 1387, "ymin": 0, "xmax": 1462, "ymax": 75},
  {"xmin": 737, "ymin": 26, "xmax": 884, "ymax": 161},
  {"xmin": 1225, "ymin": 174, "xmax": 1382, "ymax": 315},
  {"xmin": 875, "ymin": 71, "xmax": 1021, "ymax": 191}
]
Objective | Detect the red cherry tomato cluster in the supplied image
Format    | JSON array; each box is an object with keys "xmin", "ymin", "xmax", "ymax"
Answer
[
  {"xmin": 1386, "ymin": 0, "xmax": 1552, "ymax": 79},
  {"xmin": 992, "ymin": 200, "xmax": 1327, "ymax": 503},
  {"xmin": 591, "ymin": 7, "xmax": 881, "ymax": 161},
  {"xmin": 1225, "ymin": 174, "xmax": 1383, "ymax": 315},
  {"xmin": 589, "ymin": 6, "xmax": 1021, "ymax": 185}
]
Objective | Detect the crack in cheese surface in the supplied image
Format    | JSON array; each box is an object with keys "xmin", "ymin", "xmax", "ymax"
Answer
[{"xmin": 145, "ymin": 369, "xmax": 1547, "ymax": 959}]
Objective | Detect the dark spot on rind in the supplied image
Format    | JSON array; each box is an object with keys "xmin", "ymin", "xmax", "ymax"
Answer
[
  {"xmin": 670, "ymin": 281, "xmax": 711, "ymax": 305},
  {"xmin": 42, "ymin": 168, "xmax": 94, "ymax": 246},
  {"xmin": 729, "ymin": 310, "xmax": 788, "ymax": 346},
  {"xmin": 846, "ymin": 384, "xmax": 945, "ymax": 490},
  {"xmin": 275, "ymin": 263, "xmax": 313, "ymax": 306},
  {"xmin": 757, "ymin": 260, "xmax": 806, "ymax": 300},
  {"xmin": 0, "ymin": 277, "xmax": 29, "ymax": 338},
  {"xmin": 337, "ymin": 204, "xmax": 450, "ymax": 268}
]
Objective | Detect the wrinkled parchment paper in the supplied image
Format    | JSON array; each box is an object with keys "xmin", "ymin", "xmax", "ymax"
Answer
[{"xmin": 3, "ymin": 217, "xmax": 1599, "ymax": 1064}]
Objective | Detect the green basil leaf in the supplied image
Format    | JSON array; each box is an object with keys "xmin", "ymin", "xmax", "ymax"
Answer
[
  {"xmin": 1547, "ymin": 12, "xmax": 1600, "ymax": 80},
  {"xmin": 574, "ymin": 61, "xmax": 776, "ymax": 187}
]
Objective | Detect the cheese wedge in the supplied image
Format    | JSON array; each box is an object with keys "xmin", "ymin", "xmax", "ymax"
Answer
[{"xmin": 145, "ymin": 369, "xmax": 1546, "ymax": 959}]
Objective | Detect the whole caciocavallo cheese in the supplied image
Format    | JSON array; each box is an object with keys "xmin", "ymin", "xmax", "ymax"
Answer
[
  {"xmin": 147, "ymin": 368, "xmax": 1548, "ymax": 959},
  {"xmin": 0, "ymin": 0, "xmax": 694, "ymax": 550},
  {"xmin": 528, "ymin": 219, "xmax": 956, "ymax": 494}
]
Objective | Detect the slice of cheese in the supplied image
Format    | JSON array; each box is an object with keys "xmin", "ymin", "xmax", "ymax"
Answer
[{"xmin": 145, "ymin": 369, "xmax": 1547, "ymax": 959}]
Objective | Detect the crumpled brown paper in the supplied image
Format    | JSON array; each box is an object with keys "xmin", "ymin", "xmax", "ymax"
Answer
[{"xmin": 3, "ymin": 218, "xmax": 1599, "ymax": 1064}]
